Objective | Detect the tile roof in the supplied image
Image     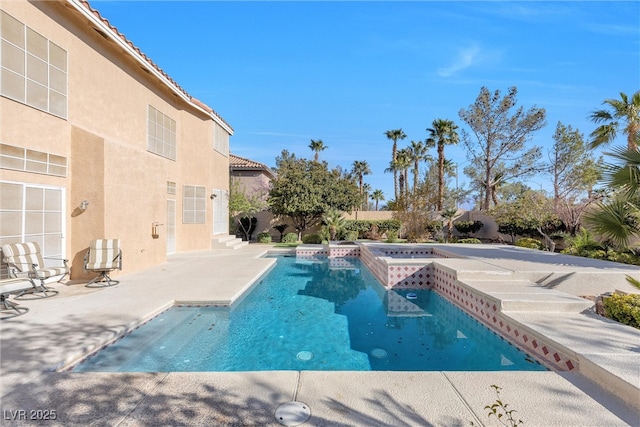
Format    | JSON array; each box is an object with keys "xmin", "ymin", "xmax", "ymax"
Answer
[
  {"xmin": 74, "ymin": 0, "xmax": 233, "ymax": 133},
  {"xmin": 230, "ymin": 154, "xmax": 275, "ymax": 177}
]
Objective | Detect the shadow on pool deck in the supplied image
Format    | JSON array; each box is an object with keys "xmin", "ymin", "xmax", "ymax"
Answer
[{"xmin": 1, "ymin": 243, "xmax": 638, "ymax": 426}]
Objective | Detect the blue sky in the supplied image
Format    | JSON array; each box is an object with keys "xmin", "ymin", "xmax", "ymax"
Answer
[{"xmin": 92, "ymin": 1, "xmax": 639, "ymax": 203}]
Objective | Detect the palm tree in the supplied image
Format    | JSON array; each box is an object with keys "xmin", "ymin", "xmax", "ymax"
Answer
[
  {"xmin": 384, "ymin": 129, "xmax": 407, "ymax": 200},
  {"xmin": 441, "ymin": 207, "xmax": 458, "ymax": 242},
  {"xmin": 322, "ymin": 209, "xmax": 345, "ymax": 241},
  {"xmin": 589, "ymin": 91, "xmax": 640, "ymax": 151},
  {"xmin": 395, "ymin": 148, "xmax": 412, "ymax": 201},
  {"xmin": 426, "ymin": 119, "xmax": 459, "ymax": 210},
  {"xmin": 362, "ymin": 183, "xmax": 372, "ymax": 210},
  {"xmin": 408, "ymin": 140, "xmax": 429, "ymax": 193},
  {"xmin": 371, "ymin": 189, "xmax": 385, "ymax": 211},
  {"xmin": 309, "ymin": 139, "xmax": 327, "ymax": 161},
  {"xmin": 351, "ymin": 160, "xmax": 371, "ymax": 209},
  {"xmin": 585, "ymin": 146, "xmax": 640, "ymax": 247}
]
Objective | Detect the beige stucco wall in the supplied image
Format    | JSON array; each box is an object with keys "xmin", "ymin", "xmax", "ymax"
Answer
[{"xmin": 0, "ymin": 1, "xmax": 231, "ymax": 278}]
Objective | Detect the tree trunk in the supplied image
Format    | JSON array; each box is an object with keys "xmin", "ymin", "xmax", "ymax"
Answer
[
  {"xmin": 484, "ymin": 167, "xmax": 492, "ymax": 211},
  {"xmin": 438, "ymin": 143, "xmax": 445, "ymax": 210}
]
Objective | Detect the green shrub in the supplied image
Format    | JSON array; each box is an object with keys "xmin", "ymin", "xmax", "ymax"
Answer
[
  {"xmin": 344, "ymin": 230, "xmax": 359, "ymax": 241},
  {"xmin": 454, "ymin": 220, "xmax": 484, "ymax": 236},
  {"xmin": 302, "ymin": 233, "xmax": 323, "ymax": 244},
  {"xmin": 256, "ymin": 232, "xmax": 272, "ymax": 243},
  {"xmin": 379, "ymin": 219, "xmax": 402, "ymax": 233},
  {"xmin": 561, "ymin": 247, "xmax": 640, "ymax": 266},
  {"xmin": 385, "ymin": 230, "xmax": 398, "ymax": 243},
  {"xmin": 282, "ymin": 232, "xmax": 298, "ymax": 244},
  {"xmin": 457, "ymin": 238, "xmax": 482, "ymax": 244},
  {"xmin": 603, "ymin": 293, "xmax": 640, "ymax": 329},
  {"xmin": 515, "ymin": 237, "xmax": 545, "ymax": 250},
  {"xmin": 343, "ymin": 219, "xmax": 402, "ymax": 239}
]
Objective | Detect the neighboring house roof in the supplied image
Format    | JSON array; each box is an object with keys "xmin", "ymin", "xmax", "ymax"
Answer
[
  {"xmin": 229, "ymin": 154, "xmax": 275, "ymax": 179},
  {"xmin": 69, "ymin": 0, "xmax": 233, "ymax": 134}
]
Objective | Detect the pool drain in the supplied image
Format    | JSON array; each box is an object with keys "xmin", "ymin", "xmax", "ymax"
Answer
[
  {"xmin": 370, "ymin": 348, "xmax": 387, "ymax": 359},
  {"xmin": 275, "ymin": 401, "xmax": 311, "ymax": 426},
  {"xmin": 296, "ymin": 351, "xmax": 313, "ymax": 361}
]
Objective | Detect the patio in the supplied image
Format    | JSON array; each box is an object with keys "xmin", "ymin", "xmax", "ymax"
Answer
[{"xmin": 1, "ymin": 244, "xmax": 638, "ymax": 426}]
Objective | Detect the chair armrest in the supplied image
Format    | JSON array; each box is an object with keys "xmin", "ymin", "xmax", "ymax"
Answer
[
  {"xmin": 43, "ymin": 256, "xmax": 69, "ymax": 265},
  {"xmin": 6, "ymin": 261, "xmax": 39, "ymax": 270}
]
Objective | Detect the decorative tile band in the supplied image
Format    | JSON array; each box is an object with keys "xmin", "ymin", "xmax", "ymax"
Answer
[
  {"xmin": 432, "ymin": 265, "xmax": 578, "ymax": 372},
  {"xmin": 299, "ymin": 243, "xmax": 577, "ymax": 372}
]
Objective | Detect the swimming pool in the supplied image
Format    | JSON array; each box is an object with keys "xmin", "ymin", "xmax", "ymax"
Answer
[{"xmin": 73, "ymin": 255, "xmax": 546, "ymax": 372}]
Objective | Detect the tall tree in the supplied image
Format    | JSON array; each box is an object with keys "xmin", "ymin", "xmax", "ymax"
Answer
[
  {"xmin": 395, "ymin": 148, "xmax": 412, "ymax": 202},
  {"xmin": 384, "ymin": 129, "xmax": 407, "ymax": 200},
  {"xmin": 229, "ymin": 177, "xmax": 267, "ymax": 241},
  {"xmin": 426, "ymin": 119, "xmax": 459, "ymax": 210},
  {"xmin": 268, "ymin": 150, "xmax": 360, "ymax": 240},
  {"xmin": 351, "ymin": 160, "xmax": 371, "ymax": 209},
  {"xmin": 545, "ymin": 122, "xmax": 601, "ymax": 234},
  {"xmin": 371, "ymin": 189, "xmax": 385, "ymax": 211},
  {"xmin": 408, "ymin": 140, "xmax": 429, "ymax": 193},
  {"xmin": 459, "ymin": 86, "xmax": 546, "ymax": 210},
  {"xmin": 362, "ymin": 183, "xmax": 372, "ymax": 210},
  {"xmin": 491, "ymin": 190, "xmax": 561, "ymax": 250},
  {"xmin": 309, "ymin": 139, "xmax": 327, "ymax": 162},
  {"xmin": 589, "ymin": 90, "xmax": 640, "ymax": 151}
]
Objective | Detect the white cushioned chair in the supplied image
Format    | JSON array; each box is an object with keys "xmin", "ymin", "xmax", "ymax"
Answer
[
  {"xmin": 0, "ymin": 278, "xmax": 34, "ymax": 319},
  {"xmin": 84, "ymin": 239, "xmax": 122, "ymax": 287},
  {"xmin": 1, "ymin": 242, "xmax": 67, "ymax": 298}
]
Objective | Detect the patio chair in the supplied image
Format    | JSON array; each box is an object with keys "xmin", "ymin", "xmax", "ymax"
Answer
[
  {"xmin": 1, "ymin": 242, "xmax": 66, "ymax": 299},
  {"xmin": 84, "ymin": 239, "xmax": 122, "ymax": 287},
  {"xmin": 0, "ymin": 278, "xmax": 34, "ymax": 319}
]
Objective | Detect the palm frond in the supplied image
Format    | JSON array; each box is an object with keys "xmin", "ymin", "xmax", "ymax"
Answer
[{"xmin": 584, "ymin": 199, "xmax": 640, "ymax": 248}]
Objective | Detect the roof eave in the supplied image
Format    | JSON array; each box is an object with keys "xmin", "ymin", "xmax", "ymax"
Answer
[{"xmin": 67, "ymin": 0, "xmax": 234, "ymax": 135}]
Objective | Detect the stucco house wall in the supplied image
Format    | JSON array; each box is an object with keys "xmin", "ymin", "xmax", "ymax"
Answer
[{"xmin": 0, "ymin": 1, "xmax": 232, "ymax": 279}]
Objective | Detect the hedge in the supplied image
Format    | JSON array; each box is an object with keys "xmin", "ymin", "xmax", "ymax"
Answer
[{"xmin": 603, "ymin": 293, "xmax": 640, "ymax": 329}]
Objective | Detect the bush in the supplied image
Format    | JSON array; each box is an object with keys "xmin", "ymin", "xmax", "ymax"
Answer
[
  {"xmin": 515, "ymin": 237, "xmax": 545, "ymax": 250},
  {"xmin": 603, "ymin": 293, "xmax": 640, "ymax": 329},
  {"xmin": 562, "ymin": 247, "xmax": 640, "ymax": 266},
  {"xmin": 256, "ymin": 232, "xmax": 272, "ymax": 243},
  {"xmin": 302, "ymin": 233, "xmax": 323, "ymax": 244},
  {"xmin": 454, "ymin": 220, "xmax": 484, "ymax": 236},
  {"xmin": 456, "ymin": 238, "xmax": 482, "ymax": 244},
  {"xmin": 385, "ymin": 230, "xmax": 398, "ymax": 243},
  {"xmin": 282, "ymin": 233, "xmax": 298, "ymax": 244},
  {"xmin": 344, "ymin": 230, "xmax": 359, "ymax": 241},
  {"xmin": 343, "ymin": 219, "xmax": 402, "ymax": 239}
]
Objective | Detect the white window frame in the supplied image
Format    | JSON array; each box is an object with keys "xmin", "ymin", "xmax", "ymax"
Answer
[
  {"xmin": 0, "ymin": 10, "xmax": 68, "ymax": 118},
  {"xmin": 147, "ymin": 105, "xmax": 176, "ymax": 160},
  {"xmin": 182, "ymin": 185, "xmax": 206, "ymax": 224}
]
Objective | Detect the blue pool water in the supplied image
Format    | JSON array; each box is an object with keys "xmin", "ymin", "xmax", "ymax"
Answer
[{"xmin": 73, "ymin": 256, "xmax": 546, "ymax": 372}]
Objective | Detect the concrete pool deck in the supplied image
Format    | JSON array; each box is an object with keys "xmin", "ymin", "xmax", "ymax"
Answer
[{"xmin": 1, "ymin": 243, "xmax": 639, "ymax": 426}]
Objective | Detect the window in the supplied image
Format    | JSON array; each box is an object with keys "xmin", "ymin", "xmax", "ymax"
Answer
[
  {"xmin": 166, "ymin": 181, "xmax": 176, "ymax": 195},
  {"xmin": 0, "ymin": 181, "xmax": 65, "ymax": 278},
  {"xmin": 0, "ymin": 143, "xmax": 67, "ymax": 177},
  {"xmin": 182, "ymin": 185, "xmax": 206, "ymax": 224},
  {"xmin": 0, "ymin": 10, "xmax": 68, "ymax": 118},
  {"xmin": 147, "ymin": 106, "xmax": 176, "ymax": 160},
  {"xmin": 213, "ymin": 124, "xmax": 229, "ymax": 156}
]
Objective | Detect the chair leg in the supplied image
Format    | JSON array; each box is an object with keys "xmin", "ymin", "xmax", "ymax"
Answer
[
  {"xmin": 14, "ymin": 279, "xmax": 59, "ymax": 300},
  {"xmin": 86, "ymin": 271, "xmax": 119, "ymax": 287},
  {"xmin": 0, "ymin": 295, "xmax": 29, "ymax": 319}
]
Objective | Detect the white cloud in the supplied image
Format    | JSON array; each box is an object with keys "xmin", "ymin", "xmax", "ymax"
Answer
[{"xmin": 437, "ymin": 43, "xmax": 481, "ymax": 78}]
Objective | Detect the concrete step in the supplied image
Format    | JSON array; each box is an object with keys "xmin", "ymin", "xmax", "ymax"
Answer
[
  {"xmin": 211, "ymin": 235, "xmax": 248, "ymax": 250},
  {"xmin": 462, "ymin": 279, "xmax": 594, "ymax": 313}
]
